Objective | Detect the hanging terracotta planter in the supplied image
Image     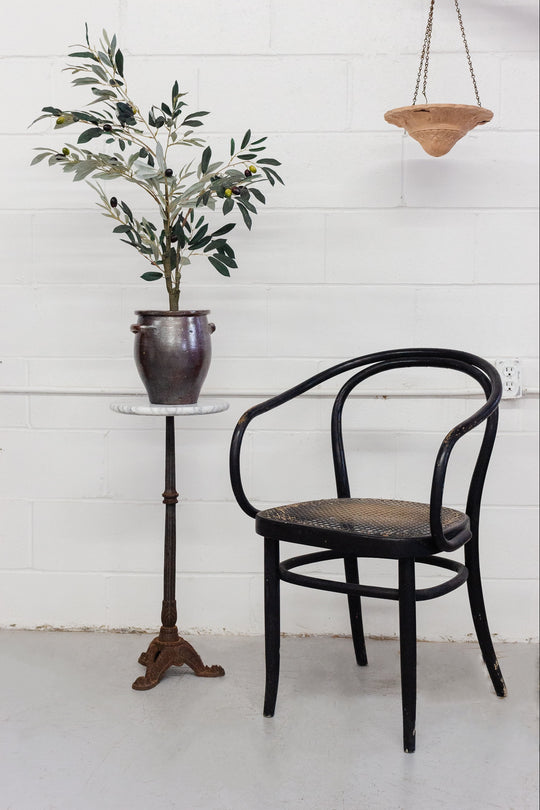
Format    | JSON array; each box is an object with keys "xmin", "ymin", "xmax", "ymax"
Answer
[
  {"xmin": 384, "ymin": 103, "xmax": 493, "ymax": 157},
  {"xmin": 384, "ymin": 0, "xmax": 493, "ymax": 157}
]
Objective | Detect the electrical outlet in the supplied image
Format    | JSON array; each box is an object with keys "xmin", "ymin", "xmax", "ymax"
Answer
[{"xmin": 495, "ymin": 358, "xmax": 522, "ymax": 399}]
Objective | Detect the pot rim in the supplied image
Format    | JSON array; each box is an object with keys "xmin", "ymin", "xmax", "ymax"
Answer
[
  {"xmin": 384, "ymin": 102, "xmax": 493, "ymax": 122},
  {"xmin": 135, "ymin": 309, "xmax": 210, "ymax": 316},
  {"xmin": 385, "ymin": 102, "xmax": 492, "ymax": 112}
]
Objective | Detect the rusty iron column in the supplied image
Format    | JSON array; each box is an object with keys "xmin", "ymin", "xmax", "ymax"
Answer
[
  {"xmin": 161, "ymin": 415, "xmax": 179, "ymax": 638},
  {"xmin": 132, "ymin": 415, "xmax": 225, "ymax": 690}
]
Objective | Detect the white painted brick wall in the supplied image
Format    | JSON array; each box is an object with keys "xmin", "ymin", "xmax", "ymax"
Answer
[{"xmin": 0, "ymin": 0, "xmax": 538, "ymax": 640}]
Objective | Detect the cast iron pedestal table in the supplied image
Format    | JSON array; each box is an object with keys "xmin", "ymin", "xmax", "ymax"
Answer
[{"xmin": 110, "ymin": 399, "xmax": 228, "ymax": 690}]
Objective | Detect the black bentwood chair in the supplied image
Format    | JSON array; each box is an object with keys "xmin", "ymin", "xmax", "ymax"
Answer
[{"xmin": 229, "ymin": 348, "xmax": 507, "ymax": 752}]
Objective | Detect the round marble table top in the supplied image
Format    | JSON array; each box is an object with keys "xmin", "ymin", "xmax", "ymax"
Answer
[{"xmin": 110, "ymin": 398, "xmax": 229, "ymax": 416}]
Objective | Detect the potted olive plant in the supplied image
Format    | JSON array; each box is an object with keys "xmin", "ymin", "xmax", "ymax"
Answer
[{"xmin": 31, "ymin": 26, "xmax": 282, "ymax": 404}]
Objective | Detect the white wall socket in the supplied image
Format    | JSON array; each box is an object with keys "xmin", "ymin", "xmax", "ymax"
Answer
[{"xmin": 495, "ymin": 358, "xmax": 522, "ymax": 399}]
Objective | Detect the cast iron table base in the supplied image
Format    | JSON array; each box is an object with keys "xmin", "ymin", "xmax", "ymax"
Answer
[
  {"xmin": 111, "ymin": 403, "xmax": 227, "ymax": 690},
  {"xmin": 133, "ymin": 627, "xmax": 225, "ymax": 690}
]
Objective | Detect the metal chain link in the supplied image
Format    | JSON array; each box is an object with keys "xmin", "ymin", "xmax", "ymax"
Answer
[
  {"xmin": 412, "ymin": 0, "xmax": 435, "ymax": 105},
  {"xmin": 454, "ymin": 0, "xmax": 482, "ymax": 106},
  {"xmin": 412, "ymin": 0, "xmax": 482, "ymax": 107}
]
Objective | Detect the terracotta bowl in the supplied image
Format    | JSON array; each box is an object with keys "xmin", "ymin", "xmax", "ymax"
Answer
[{"xmin": 384, "ymin": 103, "xmax": 494, "ymax": 157}]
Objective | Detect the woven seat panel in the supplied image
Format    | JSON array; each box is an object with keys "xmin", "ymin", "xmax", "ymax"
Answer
[{"xmin": 258, "ymin": 498, "xmax": 466, "ymax": 540}]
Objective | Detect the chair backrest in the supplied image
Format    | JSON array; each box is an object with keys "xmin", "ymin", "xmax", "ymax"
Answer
[{"xmin": 230, "ymin": 348, "xmax": 502, "ymax": 551}]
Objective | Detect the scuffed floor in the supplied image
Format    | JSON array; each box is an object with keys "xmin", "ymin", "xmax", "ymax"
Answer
[{"xmin": 0, "ymin": 631, "xmax": 537, "ymax": 809}]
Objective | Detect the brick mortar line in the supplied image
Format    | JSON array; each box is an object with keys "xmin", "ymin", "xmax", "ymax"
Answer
[
  {"xmin": 7, "ymin": 129, "xmax": 539, "ymax": 136},
  {"xmin": 0, "ymin": 425, "xmax": 538, "ymax": 434},
  {"xmin": 2, "ymin": 205, "xmax": 538, "ymax": 213},
  {"xmin": 2, "ymin": 282, "xmax": 538, "ymax": 288},
  {"xmin": 5, "ymin": 352, "xmax": 540, "ymax": 358},
  {"xmin": 3, "ymin": 389, "xmax": 540, "ymax": 398},
  {"xmin": 3, "ymin": 497, "xmax": 536, "ymax": 507},
  {"xmin": 1, "ymin": 281, "xmax": 539, "ymax": 288},
  {"xmin": 0, "ymin": 570, "xmax": 537, "ymax": 582},
  {"xmin": 2, "ymin": 50, "xmax": 538, "ymax": 58}
]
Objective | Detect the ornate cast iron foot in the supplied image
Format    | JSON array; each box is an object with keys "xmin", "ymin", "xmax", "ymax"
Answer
[{"xmin": 132, "ymin": 628, "xmax": 225, "ymax": 690}]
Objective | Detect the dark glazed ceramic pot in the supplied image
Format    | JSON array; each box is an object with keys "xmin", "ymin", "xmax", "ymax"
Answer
[{"xmin": 131, "ymin": 310, "xmax": 215, "ymax": 405}]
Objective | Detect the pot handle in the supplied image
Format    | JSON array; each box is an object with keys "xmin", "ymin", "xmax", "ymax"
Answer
[
  {"xmin": 209, "ymin": 322, "xmax": 216, "ymax": 333},
  {"xmin": 130, "ymin": 324, "xmax": 157, "ymax": 334}
]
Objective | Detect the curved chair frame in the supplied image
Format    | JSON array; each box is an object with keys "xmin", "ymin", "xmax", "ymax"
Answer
[{"xmin": 229, "ymin": 348, "xmax": 507, "ymax": 752}]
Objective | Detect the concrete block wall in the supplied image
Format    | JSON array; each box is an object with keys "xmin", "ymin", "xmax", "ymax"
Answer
[{"xmin": 0, "ymin": 0, "xmax": 538, "ymax": 640}]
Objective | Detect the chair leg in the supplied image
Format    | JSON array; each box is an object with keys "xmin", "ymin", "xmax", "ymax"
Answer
[
  {"xmin": 263, "ymin": 538, "xmax": 281, "ymax": 717},
  {"xmin": 343, "ymin": 556, "xmax": 368, "ymax": 666},
  {"xmin": 398, "ymin": 558, "xmax": 417, "ymax": 753},
  {"xmin": 465, "ymin": 542, "xmax": 507, "ymax": 698}
]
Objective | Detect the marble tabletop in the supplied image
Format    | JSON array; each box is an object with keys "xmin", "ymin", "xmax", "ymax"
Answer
[{"xmin": 110, "ymin": 398, "xmax": 229, "ymax": 416}]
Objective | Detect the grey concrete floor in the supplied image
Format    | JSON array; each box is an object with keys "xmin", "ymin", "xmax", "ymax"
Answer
[{"xmin": 0, "ymin": 631, "xmax": 537, "ymax": 810}]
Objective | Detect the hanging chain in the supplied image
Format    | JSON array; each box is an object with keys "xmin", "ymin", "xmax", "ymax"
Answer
[
  {"xmin": 454, "ymin": 0, "xmax": 482, "ymax": 106},
  {"xmin": 412, "ymin": 0, "xmax": 482, "ymax": 107},
  {"xmin": 412, "ymin": 0, "xmax": 435, "ymax": 105}
]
